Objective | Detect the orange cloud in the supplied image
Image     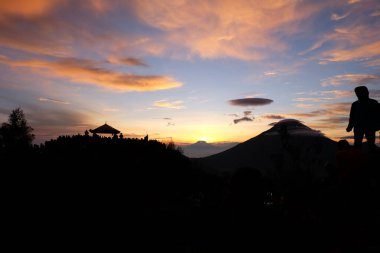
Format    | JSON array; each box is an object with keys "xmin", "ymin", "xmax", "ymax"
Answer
[
  {"xmin": 321, "ymin": 74, "xmax": 380, "ymax": 86},
  {"xmin": 322, "ymin": 40, "xmax": 380, "ymax": 62},
  {"xmin": 0, "ymin": 56, "xmax": 182, "ymax": 91},
  {"xmin": 0, "ymin": 1, "xmax": 139, "ymax": 58},
  {"xmin": 0, "ymin": 0, "xmax": 62, "ymax": 18},
  {"xmin": 133, "ymin": 0, "xmax": 326, "ymax": 60},
  {"xmin": 321, "ymin": 103, "xmax": 351, "ymax": 115}
]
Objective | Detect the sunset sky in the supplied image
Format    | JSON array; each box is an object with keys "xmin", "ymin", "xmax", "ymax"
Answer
[{"xmin": 0, "ymin": 0, "xmax": 379, "ymax": 144}]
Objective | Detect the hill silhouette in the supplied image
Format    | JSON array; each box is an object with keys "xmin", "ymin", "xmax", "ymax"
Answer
[
  {"xmin": 196, "ymin": 119, "xmax": 337, "ymax": 178},
  {"xmin": 180, "ymin": 140, "xmax": 239, "ymax": 158}
]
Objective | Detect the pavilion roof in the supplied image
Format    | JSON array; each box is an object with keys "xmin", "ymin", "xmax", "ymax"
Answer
[{"xmin": 90, "ymin": 123, "xmax": 120, "ymax": 134}]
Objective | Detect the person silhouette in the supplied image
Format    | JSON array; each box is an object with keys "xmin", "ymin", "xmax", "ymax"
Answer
[{"xmin": 346, "ymin": 86, "xmax": 379, "ymax": 150}]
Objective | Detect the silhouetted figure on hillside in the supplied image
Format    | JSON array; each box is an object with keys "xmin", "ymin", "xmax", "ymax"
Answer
[{"xmin": 346, "ymin": 86, "xmax": 379, "ymax": 151}]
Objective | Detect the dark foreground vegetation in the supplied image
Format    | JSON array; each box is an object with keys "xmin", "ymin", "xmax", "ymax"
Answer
[{"xmin": 1, "ymin": 109, "xmax": 379, "ymax": 252}]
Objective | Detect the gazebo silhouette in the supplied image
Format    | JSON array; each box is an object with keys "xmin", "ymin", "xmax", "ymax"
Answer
[{"xmin": 89, "ymin": 123, "xmax": 120, "ymax": 136}]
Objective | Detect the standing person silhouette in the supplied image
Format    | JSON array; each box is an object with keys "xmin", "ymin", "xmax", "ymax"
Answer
[{"xmin": 346, "ymin": 86, "xmax": 379, "ymax": 151}]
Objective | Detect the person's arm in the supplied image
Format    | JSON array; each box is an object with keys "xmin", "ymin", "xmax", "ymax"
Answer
[{"xmin": 346, "ymin": 103, "xmax": 355, "ymax": 132}]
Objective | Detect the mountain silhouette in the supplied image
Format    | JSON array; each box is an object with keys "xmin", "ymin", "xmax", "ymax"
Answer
[
  {"xmin": 196, "ymin": 119, "xmax": 337, "ymax": 178},
  {"xmin": 180, "ymin": 140, "xmax": 239, "ymax": 158}
]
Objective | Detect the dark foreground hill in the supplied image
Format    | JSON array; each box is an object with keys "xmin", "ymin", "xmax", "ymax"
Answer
[
  {"xmin": 196, "ymin": 119, "xmax": 337, "ymax": 178},
  {"xmin": 2, "ymin": 132, "xmax": 379, "ymax": 252}
]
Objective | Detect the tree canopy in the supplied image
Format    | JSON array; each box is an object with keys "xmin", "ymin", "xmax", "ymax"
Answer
[{"xmin": 0, "ymin": 108, "xmax": 34, "ymax": 149}]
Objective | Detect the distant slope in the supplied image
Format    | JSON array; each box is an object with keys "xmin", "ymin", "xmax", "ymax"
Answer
[
  {"xmin": 180, "ymin": 141, "xmax": 239, "ymax": 158},
  {"xmin": 196, "ymin": 119, "xmax": 337, "ymax": 177}
]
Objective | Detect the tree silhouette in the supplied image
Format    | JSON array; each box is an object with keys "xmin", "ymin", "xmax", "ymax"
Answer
[{"xmin": 0, "ymin": 108, "xmax": 34, "ymax": 149}]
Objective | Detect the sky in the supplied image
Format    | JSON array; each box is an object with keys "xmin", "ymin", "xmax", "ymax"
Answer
[{"xmin": 0, "ymin": 0, "xmax": 379, "ymax": 144}]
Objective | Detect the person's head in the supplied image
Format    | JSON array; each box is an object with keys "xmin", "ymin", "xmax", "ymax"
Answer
[{"xmin": 354, "ymin": 86, "xmax": 369, "ymax": 100}]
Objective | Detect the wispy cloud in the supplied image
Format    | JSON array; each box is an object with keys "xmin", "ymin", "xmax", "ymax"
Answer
[
  {"xmin": 107, "ymin": 57, "xmax": 148, "ymax": 67},
  {"xmin": 0, "ymin": 56, "xmax": 182, "ymax": 91},
  {"xmin": 244, "ymin": 92, "xmax": 266, "ymax": 98},
  {"xmin": 229, "ymin": 110, "xmax": 255, "ymax": 124},
  {"xmin": 338, "ymin": 135, "xmax": 355, "ymax": 140},
  {"xmin": 322, "ymin": 103, "xmax": 351, "ymax": 114},
  {"xmin": 229, "ymin": 98, "xmax": 273, "ymax": 106},
  {"xmin": 317, "ymin": 116, "xmax": 349, "ymax": 124},
  {"xmin": 262, "ymin": 114, "xmax": 285, "ymax": 120},
  {"xmin": 293, "ymin": 97, "xmax": 327, "ymax": 103},
  {"xmin": 322, "ymin": 40, "xmax": 380, "ymax": 63},
  {"xmin": 319, "ymin": 90, "xmax": 353, "ymax": 98},
  {"xmin": 154, "ymin": 100, "xmax": 185, "ymax": 109},
  {"xmin": 369, "ymin": 89, "xmax": 380, "ymax": 98},
  {"xmin": 287, "ymin": 110, "xmax": 326, "ymax": 119},
  {"xmin": 38, "ymin": 97, "xmax": 70, "ymax": 105},
  {"xmin": 263, "ymin": 71, "xmax": 278, "ymax": 77},
  {"xmin": 294, "ymin": 90, "xmax": 354, "ymax": 104},
  {"xmin": 281, "ymin": 105, "xmax": 345, "ymax": 132},
  {"xmin": 321, "ymin": 74, "xmax": 380, "ymax": 87},
  {"xmin": 234, "ymin": 116, "xmax": 253, "ymax": 124},
  {"xmin": 243, "ymin": 111, "xmax": 252, "ymax": 116},
  {"xmin": 331, "ymin": 12, "xmax": 350, "ymax": 21},
  {"xmin": 371, "ymin": 11, "xmax": 380, "ymax": 17},
  {"xmin": 367, "ymin": 58, "xmax": 380, "ymax": 67},
  {"xmin": 133, "ymin": 0, "xmax": 326, "ymax": 60},
  {"xmin": 302, "ymin": 3, "xmax": 380, "ymax": 64},
  {"xmin": 295, "ymin": 103, "xmax": 314, "ymax": 108}
]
